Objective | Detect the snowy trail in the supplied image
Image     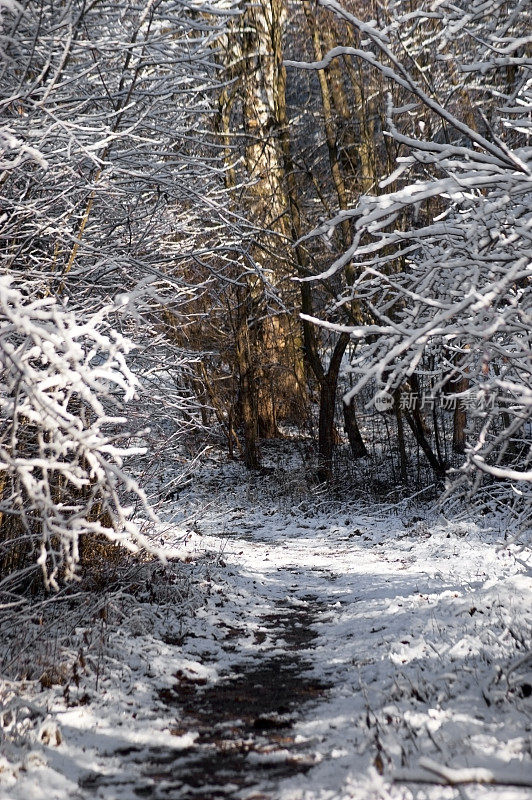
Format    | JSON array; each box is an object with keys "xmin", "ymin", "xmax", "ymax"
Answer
[{"xmin": 2, "ymin": 492, "xmax": 531, "ymax": 800}]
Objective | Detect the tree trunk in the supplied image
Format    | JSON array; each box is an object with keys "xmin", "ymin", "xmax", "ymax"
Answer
[
  {"xmin": 235, "ymin": 297, "xmax": 260, "ymax": 470},
  {"xmin": 239, "ymin": 0, "xmax": 307, "ymax": 436},
  {"xmin": 453, "ymin": 376, "xmax": 469, "ymax": 454},
  {"xmin": 393, "ymin": 389, "xmax": 408, "ymax": 483},
  {"xmin": 316, "ymin": 333, "xmax": 350, "ymax": 481},
  {"xmin": 343, "ymin": 396, "xmax": 368, "ymax": 459},
  {"xmin": 318, "ymin": 377, "xmax": 337, "ymax": 482},
  {"xmin": 403, "ymin": 408, "xmax": 446, "ymax": 479},
  {"xmin": 303, "ymin": 1, "xmax": 351, "ymax": 247}
]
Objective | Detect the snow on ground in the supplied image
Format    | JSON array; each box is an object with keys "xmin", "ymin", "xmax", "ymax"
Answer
[{"xmin": 1, "ymin": 454, "xmax": 531, "ymax": 799}]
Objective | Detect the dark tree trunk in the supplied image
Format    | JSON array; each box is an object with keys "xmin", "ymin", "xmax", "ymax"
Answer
[
  {"xmin": 315, "ymin": 333, "xmax": 350, "ymax": 482},
  {"xmin": 343, "ymin": 396, "xmax": 368, "ymax": 459},
  {"xmin": 403, "ymin": 408, "xmax": 446, "ymax": 479},
  {"xmin": 453, "ymin": 376, "xmax": 469, "ymax": 453},
  {"xmin": 235, "ymin": 305, "xmax": 260, "ymax": 470},
  {"xmin": 393, "ymin": 389, "xmax": 408, "ymax": 483},
  {"xmin": 318, "ymin": 377, "xmax": 337, "ymax": 482}
]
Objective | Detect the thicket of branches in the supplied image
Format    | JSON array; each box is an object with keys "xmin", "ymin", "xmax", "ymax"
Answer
[
  {"xmin": 290, "ymin": 0, "xmax": 531, "ymax": 530},
  {"xmin": 0, "ymin": 0, "xmax": 237, "ymax": 597}
]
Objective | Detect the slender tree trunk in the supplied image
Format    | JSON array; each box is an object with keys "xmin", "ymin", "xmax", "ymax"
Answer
[
  {"xmin": 393, "ymin": 389, "xmax": 408, "ymax": 483},
  {"xmin": 453, "ymin": 376, "xmax": 469, "ymax": 454},
  {"xmin": 403, "ymin": 408, "xmax": 446, "ymax": 479},
  {"xmin": 343, "ymin": 397, "xmax": 368, "ymax": 459},
  {"xmin": 303, "ymin": 1, "xmax": 351, "ymax": 247},
  {"xmin": 235, "ymin": 303, "xmax": 260, "ymax": 470},
  {"xmin": 318, "ymin": 377, "xmax": 337, "ymax": 482},
  {"xmin": 316, "ymin": 333, "xmax": 350, "ymax": 481},
  {"xmin": 443, "ymin": 352, "xmax": 469, "ymax": 455}
]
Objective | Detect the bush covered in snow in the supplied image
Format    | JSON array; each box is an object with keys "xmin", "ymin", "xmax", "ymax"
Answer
[{"xmin": 0, "ymin": 277, "xmax": 152, "ymax": 592}]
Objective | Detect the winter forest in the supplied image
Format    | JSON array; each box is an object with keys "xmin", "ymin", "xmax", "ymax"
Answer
[{"xmin": 0, "ymin": 0, "xmax": 531, "ymax": 797}]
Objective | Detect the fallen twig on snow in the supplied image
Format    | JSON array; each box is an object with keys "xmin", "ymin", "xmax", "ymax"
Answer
[{"xmin": 393, "ymin": 757, "xmax": 532, "ymax": 787}]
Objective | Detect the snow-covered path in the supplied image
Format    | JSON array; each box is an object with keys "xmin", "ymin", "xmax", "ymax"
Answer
[{"xmin": 2, "ymin": 480, "xmax": 531, "ymax": 800}]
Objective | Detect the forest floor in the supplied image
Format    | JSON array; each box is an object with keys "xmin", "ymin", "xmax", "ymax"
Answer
[{"xmin": 1, "ymin": 447, "xmax": 531, "ymax": 800}]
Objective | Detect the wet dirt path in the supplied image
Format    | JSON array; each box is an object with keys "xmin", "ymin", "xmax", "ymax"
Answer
[
  {"xmin": 141, "ymin": 596, "xmax": 329, "ymax": 799},
  {"xmin": 78, "ymin": 582, "xmax": 332, "ymax": 800}
]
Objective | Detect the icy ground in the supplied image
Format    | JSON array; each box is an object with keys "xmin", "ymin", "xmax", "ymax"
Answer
[{"xmin": 1, "ymin": 457, "xmax": 531, "ymax": 799}]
